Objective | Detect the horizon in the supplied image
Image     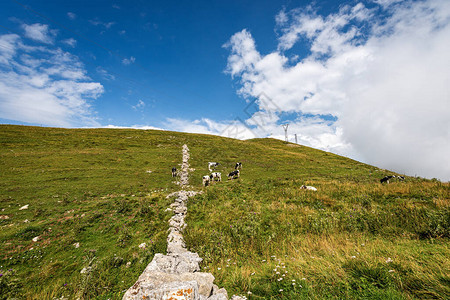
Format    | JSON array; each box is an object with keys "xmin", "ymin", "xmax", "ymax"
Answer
[{"xmin": 1, "ymin": 0, "xmax": 449, "ymax": 181}]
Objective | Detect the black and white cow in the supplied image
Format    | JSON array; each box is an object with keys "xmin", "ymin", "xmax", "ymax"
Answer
[
  {"xmin": 203, "ymin": 175, "xmax": 211, "ymax": 186},
  {"xmin": 228, "ymin": 170, "xmax": 240, "ymax": 180},
  {"xmin": 171, "ymin": 167, "xmax": 177, "ymax": 177},
  {"xmin": 208, "ymin": 162, "xmax": 220, "ymax": 172},
  {"xmin": 397, "ymin": 176, "xmax": 405, "ymax": 181},
  {"xmin": 210, "ymin": 172, "xmax": 222, "ymax": 182},
  {"xmin": 380, "ymin": 175, "xmax": 395, "ymax": 184},
  {"xmin": 300, "ymin": 185, "xmax": 317, "ymax": 191},
  {"xmin": 235, "ymin": 162, "xmax": 242, "ymax": 170}
]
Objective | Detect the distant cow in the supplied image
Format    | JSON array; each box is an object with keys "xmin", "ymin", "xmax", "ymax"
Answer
[
  {"xmin": 210, "ymin": 172, "xmax": 222, "ymax": 182},
  {"xmin": 235, "ymin": 162, "xmax": 242, "ymax": 170},
  {"xmin": 203, "ymin": 175, "xmax": 211, "ymax": 186},
  {"xmin": 397, "ymin": 176, "xmax": 405, "ymax": 181},
  {"xmin": 208, "ymin": 162, "xmax": 220, "ymax": 172},
  {"xmin": 300, "ymin": 185, "xmax": 317, "ymax": 191},
  {"xmin": 380, "ymin": 175, "xmax": 395, "ymax": 184},
  {"xmin": 228, "ymin": 170, "xmax": 240, "ymax": 180},
  {"xmin": 171, "ymin": 167, "xmax": 177, "ymax": 177}
]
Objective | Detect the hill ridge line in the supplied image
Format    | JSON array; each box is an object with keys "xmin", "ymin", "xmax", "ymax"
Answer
[{"xmin": 123, "ymin": 145, "xmax": 236, "ymax": 300}]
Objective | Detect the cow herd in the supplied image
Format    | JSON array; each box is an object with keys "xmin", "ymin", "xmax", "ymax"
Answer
[
  {"xmin": 202, "ymin": 161, "xmax": 242, "ymax": 186},
  {"xmin": 171, "ymin": 162, "xmax": 405, "ymax": 187}
]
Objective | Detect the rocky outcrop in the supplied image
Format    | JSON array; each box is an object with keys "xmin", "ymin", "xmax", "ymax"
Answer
[{"xmin": 123, "ymin": 145, "xmax": 229, "ymax": 300}]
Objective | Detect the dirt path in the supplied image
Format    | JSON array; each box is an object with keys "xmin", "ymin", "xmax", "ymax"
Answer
[{"xmin": 123, "ymin": 145, "xmax": 238, "ymax": 300}]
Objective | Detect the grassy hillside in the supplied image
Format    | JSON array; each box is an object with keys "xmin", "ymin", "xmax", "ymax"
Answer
[{"xmin": 0, "ymin": 125, "xmax": 448, "ymax": 299}]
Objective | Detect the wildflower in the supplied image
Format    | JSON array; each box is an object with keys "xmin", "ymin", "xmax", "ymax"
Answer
[
  {"xmin": 292, "ymin": 279, "xmax": 296, "ymax": 282},
  {"xmin": 262, "ymin": 259, "xmax": 266, "ymax": 262},
  {"xmin": 386, "ymin": 258, "xmax": 393, "ymax": 263},
  {"xmin": 276, "ymin": 271, "xmax": 280, "ymax": 274},
  {"xmin": 388, "ymin": 269, "xmax": 395, "ymax": 273},
  {"xmin": 292, "ymin": 283, "xmax": 296, "ymax": 286},
  {"xmin": 250, "ymin": 272, "xmax": 255, "ymax": 276},
  {"xmin": 218, "ymin": 267, "xmax": 221, "ymax": 270},
  {"xmin": 277, "ymin": 278, "xmax": 283, "ymax": 281},
  {"xmin": 279, "ymin": 289, "xmax": 283, "ymax": 292},
  {"xmin": 350, "ymin": 256, "xmax": 356, "ymax": 259},
  {"xmin": 247, "ymin": 291, "xmax": 252, "ymax": 295}
]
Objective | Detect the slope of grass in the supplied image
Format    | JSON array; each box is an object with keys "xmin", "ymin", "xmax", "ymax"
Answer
[{"xmin": 0, "ymin": 125, "xmax": 448, "ymax": 299}]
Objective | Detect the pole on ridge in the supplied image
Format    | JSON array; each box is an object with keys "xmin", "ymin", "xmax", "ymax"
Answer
[{"xmin": 282, "ymin": 124, "xmax": 289, "ymax": 143}]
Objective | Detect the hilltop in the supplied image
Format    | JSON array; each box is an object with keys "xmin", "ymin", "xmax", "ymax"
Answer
[{"xmin": 0, "ymin": 125, "xmax": 448, "ymax": 299}]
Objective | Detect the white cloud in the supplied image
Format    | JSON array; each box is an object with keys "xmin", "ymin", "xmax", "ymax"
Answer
[
  {"xmin": 122, "ymin": 56, "xmax": 136, "ymax": 65},
  {"xmin": 103, "ymin": 124, "xmax": 163, "ymax": 130},
  {"xmin": 62, "ymin": 38, "xmax": 77, "ymax": 47},
  {"xmin": 22, "ymin": 23, "xmax": 57, "ymax": 44},
  {"xmin": 89, "ymin": 19, "xmax": 116, "ymax": 29},
  {"xmin": 163, "ymin": 117, "xmax": 257, "ymax": 139},
  {"xmin": 96, "ymin": 66, "xmax": 115, "ymax": 80},
  {"xmin": 67, "ymin": 12, "xmax": 76, "ymax": 20},
  {"xmin": 0, "ymin": 34, "xmax": 20, "ymax": 65},
  {"xmin": 0, "ymin": 32, "xmax": 103, "ymax": 127},
  {"xmin": 132, "ymin": 99, "xmax": 145, "ymax": 110},
  {"xmin": 225, "ymin": 0, "xmax": 450, "ymax": 181}
]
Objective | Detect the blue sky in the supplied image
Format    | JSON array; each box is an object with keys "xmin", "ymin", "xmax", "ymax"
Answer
[{"xmin": 0, "ymin": 0, "xmax": 449, "ymax": 181}]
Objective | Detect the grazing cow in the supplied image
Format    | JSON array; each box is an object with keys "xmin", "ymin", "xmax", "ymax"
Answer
[
  {"xmin": 300, "ymin": 185, "xmax": 317, "ymax": 191},
  {"xmin": 171, "ymin": 167, "xmax": 177, "ymax": 177},
  {"xmin": 210, "ymin": 172, "xmax": 222, "ymax": 182},
  {"xmin": 208, "ymin": 162, "xmax": 220, "ymax": 172},
  {"xmin": 228, "ymin": 170, "xmax": 240, "ymax": 180},
  {"xmin": 235, "ymin": 162, "xmax": 242, "ymax": 170},
  {"xmin": 380, "ymin": 175, "xmax": 395, "ymax": 184},
  {"xmin": 203, "ymin": 175, "xmax": 211, "ymax": 186},
  {"xmin": 397, "ymin": 176, "xmax": 405, "ymax": 181}
]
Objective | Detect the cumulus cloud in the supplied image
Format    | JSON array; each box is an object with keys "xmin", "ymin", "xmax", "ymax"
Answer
[
  {"xmin": 22, "ymin": 23, "xmax": 57, "ymax": 44},
  {"xmin": 224, "ymin": 0, "xmax": 450, "ymax": 180},
  {"xmin": 163, "ymin": 117, "xmax": 257, "ymax": 139},
  {"xmin": 0, "ymin": 26, "xmax": 103, "ymax": 127}
]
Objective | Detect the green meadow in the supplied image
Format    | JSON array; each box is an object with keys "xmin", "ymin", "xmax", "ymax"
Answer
[{"xmin": 1, "ymin": 125, "xmax": 448, "ymax": 299}]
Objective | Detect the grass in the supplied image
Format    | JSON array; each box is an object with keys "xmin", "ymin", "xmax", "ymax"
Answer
[{"xmin": 0, "ymin": 125, "xmax": 449, "ymax": 299}]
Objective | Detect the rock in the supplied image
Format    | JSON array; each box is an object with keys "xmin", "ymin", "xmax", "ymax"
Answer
[
  {"xmin": 19, "ymin": 204, "xmax": 29, "ymax": 210},
  {"xmin": 215, "ymin": 288, "xmax": 228, "ymax": 299},
  {"xmin": 138, "ymin": 242, "xmax": 146, "ymax": 249},
  {"xmin": 208, "ymin": 294, "xmax": 228, "ymax": 300},
  {"xmin": 123, "ymin": 280, "xmax": 199, "ymax": 300},
  {"xmin": 147, "ymin": 252, "xmax": 202, "ymax": 274},
  {"xmin": 179, "ymin": 273, "xmax": 215, "ymax": 298}
]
